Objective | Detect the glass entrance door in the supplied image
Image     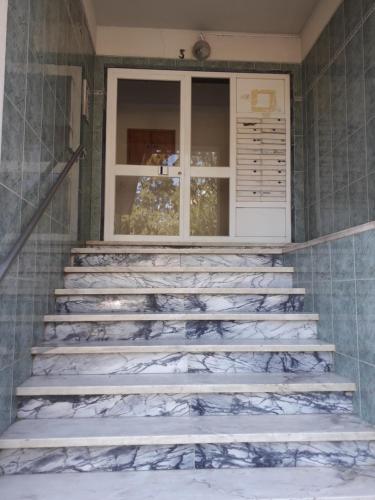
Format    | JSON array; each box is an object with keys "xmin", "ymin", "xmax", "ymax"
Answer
[
  {"xmin": 104, "ymin": 69, "xmax": 233, "ymax": 241},
  {"xmin": 106, "ymin": 76, "xmax": 183, "ymax": 239}
]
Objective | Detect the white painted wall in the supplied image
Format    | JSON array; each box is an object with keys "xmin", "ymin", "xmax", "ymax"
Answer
[
  {"xmin": 88, "ymin": 0, "xmax": 341, "ymax": 63},
  {"xmin": 97, "ymin": 27, "xmax": 302, "ymax": 62},
  {"xmin": 301, "ymin": 0, "xmax": 342, "ymax": 58},
  {"xmin": 0, "ymin": 0, "xmax": 8, "ymax": 162}
]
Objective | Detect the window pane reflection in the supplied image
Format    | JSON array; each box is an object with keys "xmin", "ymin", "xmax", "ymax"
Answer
[
  {"xmin": 190, "ymin": 178, "xmax": 229, "ymax": 236},
  {"xmin": 191, "ymin": 78, "xmax": 230, "ymax": 167},
  {"xmin": 115, "ymin": 176, "xmax": 180, "ymax": 236},
  {"xmin": 116, "ymin": 80, "xmax": 180, "ymax": 166}
]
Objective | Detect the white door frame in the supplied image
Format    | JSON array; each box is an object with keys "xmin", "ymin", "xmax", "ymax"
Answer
[{"xmin": 104, "ymin": 68, "xmax": 291, "ymax": 243}]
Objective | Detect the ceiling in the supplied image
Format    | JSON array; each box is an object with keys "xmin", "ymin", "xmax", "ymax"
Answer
[{"xmin": 92, "ymin": 0, "xmax": 320, "ymax": 34}]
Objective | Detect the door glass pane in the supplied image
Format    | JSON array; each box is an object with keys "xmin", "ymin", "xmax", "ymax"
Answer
[
  {"xmin": 115, "ymin": 176, "xmax": 180, "ymax": 236},
  {"xmin": 191, "ymin": 78, "xmax": 230, "ymax": 167},
  {"xmin": 190, "ymin": 178, "xmax": 229, "ymax": 236},
  {"xmin": 116, "ymin": 80, "xmax": 180, "ymax": 166}
]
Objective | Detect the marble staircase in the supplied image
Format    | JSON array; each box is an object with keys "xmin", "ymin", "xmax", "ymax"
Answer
[{"xmin": 1, "ymin": 244, "xmax": 375, "ymax": 497}]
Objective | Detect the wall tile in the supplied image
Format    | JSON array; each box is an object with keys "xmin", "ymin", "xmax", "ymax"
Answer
[
  {"xmin": 366, "ymin": 116, "xmax": 375, "ymax": 173},
  {"xmin": 331, "ymin": 236, "xmax": 355, "ymax": 281},
  {"xmin": 313, "ymin": 279, "xmax": 333, "ymax": 342},
  {"xmin": 330, "ymin": 52, "xmax": 347, "ymax": 148},
  {"xmin": 348, "ymin": 126, "xmax": 367, "ymax": 183},
  {"xmin": 0, "ymin": 96, "xmax": 25, "ymax": 194},
  {"xmin": 356, "ymin": 279, "xmax": 375, "ymax": 365},
  {"xmin": 318, "ymin": 156, "xmax": 333, "ymax": 201},
  {"xmin": 364, "ymin": 9, "xmax": 375, "ymax": 72},
  {"xmin": 330, "ymin": 4, "xmax": 346, "ymax": 59},
  {"xmin": 365, "ymin": 66, "xmax": 375, "ymax": 123},
  {"xmin": 359, "ymin": 361, "xmax": 375, "ymax": 423},
  {"xmin": 4, "ymin": 4, "xmax": 28, "ymax": 116},
  {"xmin": 0, "ymin": 366, "xmax": 12, "ymax": 434},
  {"xmin": 320, "ymin": 196, "xmax": 334, "ymax": 236},
  {"xmin": 345, "ymin": 29, "xmax": 365, "ymax": 135},
  {"xmin": 332, "ymin": 280, "xmax": 358, "ymax": 358},
  {"xmin": 362, "ymin": 0, "xmax": 375, "ymax": 19},
  {"xmin": 349, "ymin": 177, "xmax": 369, "ymax": 226},
  {"xmin": 333, "ymin": 186, "xmax": 350, "ymax": 232},
  {"xmin": 295, "ymin": 247, "xmax": 313, "ymax": 282},
  {"xmin": 355, "ymin": 230, "xmax": 375, "ymax": 278},
  {"xmin": 312, "ymin": 242, "xmax": 331, "ymax": 281},
  {"xmin": 317, "ymin": 25, "xmax": 330, "ymax": 75},
  {"xmin": 344, "ymin": 0, "xmax": 363, "ymax": 37},
  {"xmin": 367, "ymin": 172, "xmax": 375, "ymax": 219},
  {"xmin": 335, "ymin": 353, "xmax": 361, "ymax": 414}
]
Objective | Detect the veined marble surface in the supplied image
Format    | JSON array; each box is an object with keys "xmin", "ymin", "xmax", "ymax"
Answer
[
  {"xmin": 64, "ymin": 271, "xmax": 293, "ymax": 289},
  {"xmin": 17, "ymin": 391, "xmax": 353, "ymax": 420},
  {"xmin": 44, "ymin": 319, "xmax": 317, "ymax": 343},
  {"xmin": 0, "ymin": 444, "xmax": 194, "ymax": 474},
  {"xmin": 55, "ymin": 293, "xmax": 304, "ymax": 314},
  {"xmin": 1, "ymin": 441, "xmax": 375, "ymax": 474},
  {"xmin": 2, "ymin": 467, "xmax": 375, "ymax": 500},
  {"xmin": 196, "ymin": 441, "xmax": 375, "ymax": 469},
  {"xmin": 32, "ymin": 351, "xmax": 333, "ymax": 376},
  {"xmin": 73, "ymin": 254, "xmax": 283, "ymax": 268}
]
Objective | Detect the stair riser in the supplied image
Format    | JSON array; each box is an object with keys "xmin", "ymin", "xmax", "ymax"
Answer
[
  {"xmin": 55, "ymin": 294, "xmax": 304, "ymax": 314},
  {"xmin": 73, "ymin": 254, "xmax": 283, "ymax": 268},
  {"xmin": 17, "ymin": 392, "xmax": 353, "ymax": 419},
  {"xmin": 44, "ymin": 320, "xmax": 317, "ymax": 343},
  {"xmin": 32, "ymin": 352, "xmax": 333, "ymax": 376},
  {"xmin": 64, "ymin": 272, "xmax": 293, "ymax": 289},
  {"xmin": 1, "ymin": 440, "xmax": 374, "ymax": 474}
]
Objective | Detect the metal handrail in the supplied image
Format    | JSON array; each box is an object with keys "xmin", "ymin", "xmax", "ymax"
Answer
[{"xmin": 0, "ymin": 145, "xmax": 86, "ymax": 283}]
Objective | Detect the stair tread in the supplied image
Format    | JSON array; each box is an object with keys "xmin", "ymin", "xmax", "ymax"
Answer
[
  {"xmin": 31, "ymin": 338, "xmax": 335, "ymax": 354},
  {"xmin": 16, "ymin": 372, "xmax": 355, "ymax": 396},
  {"xmin": 1, "ymin": 414, "xmax": 374, "ymax": 448},
  {"xmin": 55, "ymin": 287, "xmax": 305, "ymax": 295},
  {"xmin": 64, "ymin": 266, "xmax": 293, "ymax": 273},
  {"xmin": 1, "ymin": 467, "xmax": 375, "ymax": 500},
  {"xmin": 44, "ymin": 312, "xmax": 319, "ymax": 322}
]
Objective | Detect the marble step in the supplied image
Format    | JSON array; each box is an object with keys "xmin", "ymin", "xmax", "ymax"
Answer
[
  {"xmin": 44, "ymin": 312, "xmax": 319, "ymax": 343},
  {"xmin": 71, "ymin": 252, "xmax": 283, "ymax": 268},
  {"xmin": 63, "ymin": 266, "xmax": 294, "ymax": 289},
  {"xmin": 30, "ymin": 340, "xmax": 334, "ymax": 376},
  {"xmin": 54, "ymin": 288, "xmax": 305, "ymax": 314},
  {"xmin": 2, "ymin": 467, "xmax": 375, "ymax": 500},
  {"xmin": 1, "ymin": 414, "xmax": 374, "ymax": 473},
  {"xmin": 16, "ymin": 373, "xmax": 354, "ymax": 419}
]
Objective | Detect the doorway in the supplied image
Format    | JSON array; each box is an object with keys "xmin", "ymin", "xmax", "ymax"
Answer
[{"xmin": 104, "ymin": 69, "xmax": 290, "ymax": 243}]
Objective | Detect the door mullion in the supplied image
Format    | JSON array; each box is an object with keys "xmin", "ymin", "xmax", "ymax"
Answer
[{"xmin": 181, "ymin": 74, "xmax": 192, "ymax": 240}]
